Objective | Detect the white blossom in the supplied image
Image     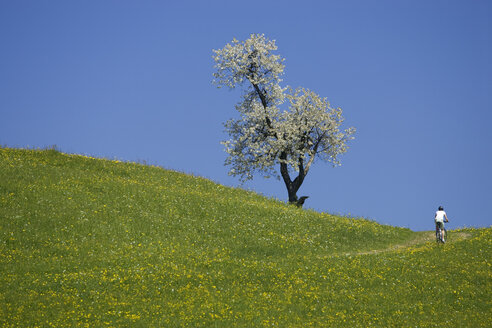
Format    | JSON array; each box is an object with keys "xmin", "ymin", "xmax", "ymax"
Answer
[{"xmin": 213, "ymin": 34, "xmax": 355, "ymax": 204}]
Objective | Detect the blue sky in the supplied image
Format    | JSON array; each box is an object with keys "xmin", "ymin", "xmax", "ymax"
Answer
[{"xmin": 1, "ymin": 0, "xmax": 490, "ymax": 231}]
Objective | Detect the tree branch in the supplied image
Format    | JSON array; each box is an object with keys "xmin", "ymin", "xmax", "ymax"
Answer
[
  {"xmin": 304, "ymin": 131, "xmax": 326, "ymax": 176},
  {"xmin": 292, "ymin": 157, "xmax": 305, "ymax": 189},
  {"xmin": 279, "ymin": 152, "xmax": 291, "ymax": 185},
  {"xmin": 252, "ymin": 83, "xmax": 268, "ymax": 109}
]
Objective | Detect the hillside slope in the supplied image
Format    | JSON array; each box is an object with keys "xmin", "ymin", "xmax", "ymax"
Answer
[{"xmin": 0, "ymin": 147, "xmax": 490, "ymax": 327}]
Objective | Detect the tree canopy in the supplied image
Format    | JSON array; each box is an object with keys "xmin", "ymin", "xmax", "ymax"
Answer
[{"xmin": 213, "ymin": 34, "xmax": 355, "ymax": 206}]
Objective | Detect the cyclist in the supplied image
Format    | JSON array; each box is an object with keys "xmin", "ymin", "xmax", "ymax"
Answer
[{"xmin": 434, "ymin": 206, "xmax": 449, "ymax": 240}]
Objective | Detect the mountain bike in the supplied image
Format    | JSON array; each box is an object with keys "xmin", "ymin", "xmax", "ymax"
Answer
[{"xmin": 436, "ymin": 224, "xmax": 447, "ymax": 243}]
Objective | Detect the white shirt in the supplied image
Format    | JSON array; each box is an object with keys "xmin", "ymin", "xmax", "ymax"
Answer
[{"xmin": 435, "ymin": 210, "xmax": 447, "ymax": 223}]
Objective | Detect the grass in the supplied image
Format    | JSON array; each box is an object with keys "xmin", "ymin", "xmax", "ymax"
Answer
[{"xmin": 0, "ymin": 147, "xmax": 490, "ymax": 327}]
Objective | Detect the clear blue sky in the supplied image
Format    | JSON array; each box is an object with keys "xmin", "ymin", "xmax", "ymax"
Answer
[{"xmin": 1, "ymin": 0, "xmax": 490, "ymax": 231}]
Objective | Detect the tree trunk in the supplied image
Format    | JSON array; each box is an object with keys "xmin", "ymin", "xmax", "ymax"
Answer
[
  {"xmin": 250, "ymin": 78, "xmax": 308, "ymax": 206},
  {"xmin": 286, "ymin": 182, "xmax": 299, "ymax": 204},
  {"xmin": 280, "ymin": 153, "xmax": 308, "ymax": 207}
]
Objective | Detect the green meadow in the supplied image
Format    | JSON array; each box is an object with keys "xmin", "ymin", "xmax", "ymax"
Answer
[{"xmin": 1, "ymin": 147, "xmax": 490, "ymax": 327}]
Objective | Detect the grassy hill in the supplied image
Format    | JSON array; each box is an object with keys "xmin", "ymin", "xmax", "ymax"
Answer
[{"xmin": 0, "ymin": 147, "xmax": 490, "ymax": 327}]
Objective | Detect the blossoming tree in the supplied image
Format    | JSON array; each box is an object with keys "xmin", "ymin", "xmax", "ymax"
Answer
[{"xmin": 213, "ymin": 34, "xmax": 355, "ymax": 207}]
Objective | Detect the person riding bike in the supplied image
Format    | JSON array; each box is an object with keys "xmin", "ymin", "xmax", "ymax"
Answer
[{"xmin": 434, "ymin": 206, "xmax": 449, "ymax": 240}]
